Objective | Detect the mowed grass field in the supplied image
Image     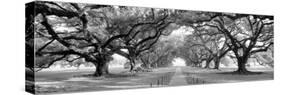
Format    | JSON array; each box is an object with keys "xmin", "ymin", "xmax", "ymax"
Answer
[
  {"xmin": 31, "ymin": 66, "xmax": 273, "ymax": 94},
  {"xmin": 33, "ymin": 67, "xmax": 176, "ymax": 94},
  {"xmin": 181, "ymin": 66, "xmax": 273, "ymax": 84}
]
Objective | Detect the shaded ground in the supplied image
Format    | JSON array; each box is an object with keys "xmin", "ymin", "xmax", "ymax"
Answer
[
  {"xmin": 181, "ymin": 66, "xmax": 273, "ymax": 84},
  {"xmin": 34, "ymin": 67, "xmax": 175, "ymax": 94},
  {"xmin": 33, "ymin": 66, "xmax": 273, "ymax": 94}
]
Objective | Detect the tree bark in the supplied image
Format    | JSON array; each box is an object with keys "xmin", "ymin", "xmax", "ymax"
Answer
[
  {"xmin": 94, "ymin": 60, "xmax": 109, "ymax": 77},
  {"xmin": 104, "ymin": 63, "xmax": 109, "ymax": 74},
  {"xmin": 214, "ymin": 57, "xmax": 220, "ymax": 69},
  {"xmin": 204, "ymin": 59, "xmax": 212, "ymax": 68},
  {"xmin": 235, "ymin": 56, "xmax": 249, "ymax": 73},
  {"xmin": 129, "ymin": 58, "xmax": 136, "ymax": 72}
]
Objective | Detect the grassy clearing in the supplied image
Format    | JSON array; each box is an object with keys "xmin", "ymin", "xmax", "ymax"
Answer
[
  {"xmin": 32, "ymin": 66, "xmax": 273, "ymax": 94},
  {"xmin": 34, "ymin": 67, "xmax": 176, "ymax": 94},
  {"xmin": 181, "ymin": 66, "xmax": 273, "ymax": 84}
]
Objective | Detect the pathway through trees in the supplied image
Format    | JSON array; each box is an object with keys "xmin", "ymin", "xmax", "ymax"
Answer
[{"xmin": 169, "ymin": 67, "xmax": 188, "ymax": 86}]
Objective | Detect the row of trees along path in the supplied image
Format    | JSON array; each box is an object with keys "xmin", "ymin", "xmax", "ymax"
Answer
[{"xmin": 26, "ymin": 1, "xmax": 273, "ymax": 77}]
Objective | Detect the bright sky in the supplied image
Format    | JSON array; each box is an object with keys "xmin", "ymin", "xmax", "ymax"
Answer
[
  {"xmin": 109, "ymin": 54, "xmax": 128, "ymax": 67},
  {"xmin": 170, "ymin": 26, "xmax": 192, "ymax": 36},
  {"xmin": 172, "ymin": 57, "xmax": 186, "ymax": 66},
  {"xmin": 165, "ymin": 26, "xmax": 192, "ymax": 40},
  {"xmin": 160, "ymin": 26, "xmax": 193, "ymax": 48}
]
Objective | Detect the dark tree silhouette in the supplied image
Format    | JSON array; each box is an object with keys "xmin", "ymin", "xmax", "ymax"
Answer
[
  {"xmin": 27, "ymin": 1, "xmax": 175, "ymax": 76},
  {"xmin": 190, "ymin": 24, "xmax": 230, "ymax": 69},
  {"xmin": 26, "ymin": 1, "xmax": 273, "ymax": 76},
  {"xmin": 197, "ymin": 14, "xmax": 273, "ymax": 73}
]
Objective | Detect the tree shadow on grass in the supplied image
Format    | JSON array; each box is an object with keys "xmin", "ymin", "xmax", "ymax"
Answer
[
  {"xmin": 73, "ymin": 73, "xmax": 139, "ymax": 79},
  {"xmin": 216, "ymin": 71, "xmax": 264, "ymax": 75},
  {"xmin": 105, "ymin": 73, "xmax": 139, "ymax": 78}
]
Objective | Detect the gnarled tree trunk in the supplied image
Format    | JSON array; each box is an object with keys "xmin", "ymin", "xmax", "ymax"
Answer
[
  {"xmin": 214, "ymin": 57, "xmax": 220, "ymax": 69},
  {"xmin": 129, "ymin": 58, "xmax": 136, "ymax": 72},
  {"xmin": 235, "ymin": 56, "xmax": 249, "ymax": 73},
  {"xmin": 94, "ymin": 59, "xmax": 109, "ymax": 77}
]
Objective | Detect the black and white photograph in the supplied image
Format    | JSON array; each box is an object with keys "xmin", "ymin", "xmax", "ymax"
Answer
[{"xmin": 24, "ymin": 0, "xmax": 274, "ymax": 94}]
